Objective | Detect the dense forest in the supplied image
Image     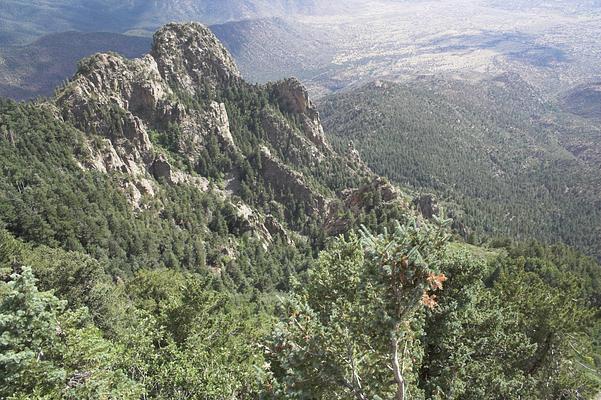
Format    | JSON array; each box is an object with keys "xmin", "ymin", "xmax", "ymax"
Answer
[
  {"xmin": 320, "ymin": 77, "xmax": 601, "ymax": 260},
  {"xmin": 2, "ymin": 210, "xmax": 601, "ymax": 398},
  {"xmin": 1, "ymin": 23, "xmax": 600, "ymax": 399}
]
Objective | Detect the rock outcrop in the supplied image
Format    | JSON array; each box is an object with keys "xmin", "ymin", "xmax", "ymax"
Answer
[
  {"xmin": 260, "ymin": 109, "xmax": 325, "ymax": 166},
  {"xmin": 347, "ymin": 141, "xmax": 371, "ymax": 173},
  {"xmin": 55, "ymin": 22, "xmax": 243, "ymax": 179},
  {"xmin": 151, "ymin": 22, "xmax": 241, "ymax": 97},
  {"xmin": 413, "ymin": 194, "xmax": 439, "ymax": 219},
  {"xmin": 150, "ymin": 154, "xmax": 174, "ymax": 183},
  {"xmin": 259, "ymin": 146, "xmax": 328, "ymax": 215},
  {"xmin": 56, "ymin": 52, "xmax": 165, "ymax": 176},
  {"xmin": 413, "ymin": 194, "xmax": 470, "ymax": 239},
  {"xmin": 269, "ymin": 78, "xmax": 330, "ymax": 150},
  {"xmin": 325, "ymin": 177, "xmax": 404, "ymax": 235},
  {"xmin": 49, "ymin": 22, "xmax": 384, "ymax": 247}
]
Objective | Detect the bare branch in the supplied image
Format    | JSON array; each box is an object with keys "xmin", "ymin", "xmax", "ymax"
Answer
[
  {"xmin": 391, "ymin": 330, "xmax": 405, "ymax": 400},
  {"xmin": 340, "ymin": 378, "xmax": 370, "ymax": 400}
]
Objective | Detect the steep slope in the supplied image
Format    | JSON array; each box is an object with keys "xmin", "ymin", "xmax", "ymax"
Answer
[
  {"xmin": 0, "ymin": 22, "xmax": 406, "ymax": 290},
  {"xmin": 0, "ymin": 31, "xmax": 150, "ymax": 100},
  {"xmin": 562, "ymin": 82, "xmax": 601, "ymax": 120},
  {"xmin": 1, "ymin": 22, "xmax": 600, "ymax": 400},
  {"xmin": 211, "ymin": 18, "xmax": 336, "ymax": 84},
  {"xmin": 320, "ymin": 76, "xmax": 601, "ymax": 259}
]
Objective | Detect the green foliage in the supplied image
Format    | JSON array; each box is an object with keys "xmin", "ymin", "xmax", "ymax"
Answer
[
  {"xmin": 0, "ymin": 266, "xmax": 68, "ymax": 397},
  {"xmin": 495, "ymin": 259, "xmax": 598, "ymax": 398},
  {"xmin": 265, "ymin": 219, "xmax": 601, "ymax": 399},
  {"xmin": 0, "ymin": 98, "xmax": 312, "ymax": 291},
  {"xmin": 0, "ymin": 230, "xmax": 273, "ymax": 399},
  {"xmin": 421, "ymin": 247, "xmax": 601, "ymax": 399},
  {"xmin": 321, "ymin": 79, "xmax": 601, "ymax": 260},
  {"xmin": 265, "ymin": 217, "xmax": 453, "ymax": 399},
  {"xmin": 0, "ymin": 52, "xmax": 599, "ymax": 399},
  {"xmin": 1, "ymin": 212, "xmax": 599, "ymax": 399},
  {"xmin": 0, "ymin": 266, "xmax": 141, "ymax": 399},
  {"xmin": 420, "ymin": 252, "xmax": 537, "ymax": 399},
  {"xmin": 116, "ymin": 268, "xmax": 270, "ymax": 399}
]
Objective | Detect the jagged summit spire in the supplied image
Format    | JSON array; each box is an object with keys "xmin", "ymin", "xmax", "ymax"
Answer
[{"xmin": 151, "ymin": 22, "xmax": 241, "ymax": 93}]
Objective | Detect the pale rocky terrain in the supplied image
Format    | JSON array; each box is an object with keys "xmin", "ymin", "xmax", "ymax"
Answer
[
  {"xmin": 281, "ymin": 0, "xmax": 601, "ymax": 99},
  {"xmin": 44, "ymin": 23, "xmax": 404, "ymax": 246},
  {"xmin": 3, "ymin": 0, "xmax": 601, "ymax": 105}
]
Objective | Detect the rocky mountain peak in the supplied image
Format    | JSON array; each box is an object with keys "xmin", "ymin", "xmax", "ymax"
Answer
[
  {"xmin": 55, "ymin": 23, "xmax": 250, "ymax": 180},
  {"xmin": 48, "ymin": 22, "xmax": 382, "ymax": 244},
  {"xmin": 269, "ymin": 77, "xmax": 330, "ymax": 149},
  {"xmin": 151, "ymin": 22, "xmax": 241, "ymax": 96},
  {"xmin": 271, "ymin": 78, "xmax": 313, "ymax": 114}
]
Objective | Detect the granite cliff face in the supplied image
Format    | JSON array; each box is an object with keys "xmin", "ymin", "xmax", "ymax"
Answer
[
  {"xmin": 55, "ymin": 23, "xmax": 242, "ymax": 178},
  {"xmin": 151, "ymin": 23, "xmax": 241, "ymax": 96},
  {"xmin": 269, "ymin": 78, "xmax": 330, "ymax": 150},
  {"xmin": 48, "ymin": 22, "xmax": 407, "ymax": 246}
]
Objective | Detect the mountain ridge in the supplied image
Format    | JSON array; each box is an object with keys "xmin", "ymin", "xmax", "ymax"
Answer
[
  {"xmin": 0, "ymin": 18, "xmax": 333, "ymax": 101},
  {"xmin": 1, "ymin": 20, "xmax": 600, "ymax": 399},
  {"xmin": 0, "ymin": 0, "xmax": 363, "ymax": 45},
  {"xmin": 321, "ymin": 77, "xmax": 601, "ymax": 259},
  {"xmin": 0, "ymin": 22, "xmax": 415, "ymax": 278}
]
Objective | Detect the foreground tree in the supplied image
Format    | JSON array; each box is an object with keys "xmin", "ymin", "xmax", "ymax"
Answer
[
  {"xmin": 419, "ymin": 252, "xmax": 538, "ymax": 399},
  {"xmin": 493, "ymin": 257, "xmax": 600, "ymax": 398},
  {"xmin": 0, "ymin": 266, "xmax": 140, "ymax": 399},
  {"xmin": 265, "ymin": 217, "xmax": 451, "ymax": 399},
  {"xmin": 118, "ymin": 268, "xmax": 269, "ymax": 399}
]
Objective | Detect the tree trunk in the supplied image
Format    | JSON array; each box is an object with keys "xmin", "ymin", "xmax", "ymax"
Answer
[{"xmin": 391, "ymin": 335, "xmax": 405, "ymax": 400}]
